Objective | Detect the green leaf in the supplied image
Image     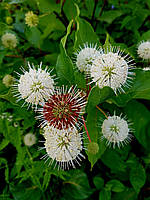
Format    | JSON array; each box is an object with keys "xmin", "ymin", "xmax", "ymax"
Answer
[
  {"xmin": 63, "ymin": 0, "xmax": 78, "ymax": 21},
  {"xmin": 40, "ymin": 13, "xmax": 65, "ymax": 40},
  {"xmin": 112, "ymin": 188, "xmax": 137, "ymax": 200},
  {"xmin": 141, "ymin": 30, "xmax": 150, "ymax": 41},
  {"xmin": 129, "ymin": 163, "xmax": 146, "ymax": 194},
  {"xmin": 25, "ymin": 27, "xmax": 41, "ymax": 48},
  {"xmin": 15, "ymin": 147, "xmax": 26, "ymax": 174},
  {"xmin": 87, "ymin": 86, "xmax": 114, "ymax": 108},
  {"xmin": 101, "ymin": 149, "xmax": 126, "ymax": 172},
  {"xmin": 86, "ymin": 86, "xmax": 113, "ymax": 168},
  {"xmin": 99, "ymin": 189, "xmax": 111, "ymax": 200},
  {"xmin": 99, "ymin": 10, "xmax": 123, "ymax": 24},
  {"xmin": 10, "ymin": 182, "xmax": 43, "ymax": 200},
  {"xmin": 124, "ymin": 100, "xmax": 150, "ymax": 150},
  {"xmin": 0, "ymin": 89, "xmax": 18, "ymax": 106},
  {"xmin": 56, "ymin": 20, "xmax": 75, "ymax": 85},
  {"xmin": 93, "ymin": 176, "xmax": 104, "ymax": 190},
  {"xmin": 42, "ymin": 169, "xmax": 51, "ymax": 191},
  {"xmin": 110, "ymin": 70, "xmax": 150, "ymax": 107},
  {"xmin": 74, "ymin": 71, "xmax": 86, "ymax": 89},
  {"xmin": 0, "ymin": 157, "xmax": 9, "ymax": 183},
  {"xmin": 35, "ymin": 0, "xmax": 61, "ymax": 13},
  {"xmin": 62, "ymin": 171, "xmax": 94, "ymax": 200},
  {"xmin": 106, "ymin": 179, "xmax": 125, "ymax": 192},
  {"xmin": 0, "ymin": 138, "xmax": 9, "ymax": 151},
  {"xmin": 74, "ymin": 17, "xmax": 99, "ymax": 48}
]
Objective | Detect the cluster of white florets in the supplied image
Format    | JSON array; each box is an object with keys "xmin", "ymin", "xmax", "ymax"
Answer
[
  {"xmin": 137, "ymin": 41, "xmax": 150, "ymax": 60},
  {"xmin": 13, "ymin": 62, "xmax": 55, "ymax": 107},
  {"xmin": 24, "ymin": 133, "xmax": 36, "ymax": 147},
  {"xmin": 25, "ymin": 11, "xmax": 39, "ymax": 27},
  {"xmin": 75, "ymin": 44, "xmax": 101, "ymax": 73},
  {"xmin": 1, "ymin": 33, "xmax": 18, "ymax": 49},
  {"xmin": 75, "ymin": 45, "xmax": 134, "ymax": 93},
  {"xmin": 43, "ymin": 126, "xmax": 84, "ymax": 170},
  {"xmin": 101, "ymin": 114, "xmax": 132, "ymax": 148}
]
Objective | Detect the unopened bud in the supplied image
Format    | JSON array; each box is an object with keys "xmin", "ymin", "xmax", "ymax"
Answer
[{"xmin": 87, "ymin": 142, "xmax": 99, "ymax": 154}]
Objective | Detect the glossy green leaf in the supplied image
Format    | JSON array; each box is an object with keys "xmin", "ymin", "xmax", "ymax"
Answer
[
  {"xmin": 106, "ymin": 179, "xmax": 125, "ymax": 192},
  {"xmin": 129, "ymin": 163, "xmax": 146, "ymax": 194}
]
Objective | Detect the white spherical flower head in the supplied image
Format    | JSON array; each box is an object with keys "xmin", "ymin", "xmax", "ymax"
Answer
[
  {"xmin": 143, "ymin": 67, "xmax": 150, "ymax": 71},
  {"xmin": 137, "ymin": 41, "xmax": 150, "ymax": 60},
  {"xmin": 101, "ymin": 115, "xmax": 132, "ymax": 148},
  {"xmin": 25, "ymin": 11, "xmax": 39, "ymax": 27},
  {"xmin": 75, "ymin": 44, "xmax": 101, "ymax": 73},
  {"xmin": 24, "ymin": 133, "xmax": 36, "ymax": 147},
  {"xmin": 43, "ymin": 126, "xmax": 84, "ymax": 170},
  {"xmin": 90, "ymin": 48, "xmax": 134, "ymax": 93},
  {"xmin": 1, "ymin": 33, "xmax": 17, "ymax": 49},
  {"xmin": 14, "ymin": 62, "xmax": 55, "ymax": 107}
]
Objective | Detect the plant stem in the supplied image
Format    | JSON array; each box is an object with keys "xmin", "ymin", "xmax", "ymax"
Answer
[
  {"xmin": 94, "ymin": 0, "xmax": 107, "ymax": 30},
  {"xmin": 82, "ymin": 116, "xmax": 91, "ymax": 142},
  {"xmin": 96, "ymin": 105, "xmax": 108, "ymax": 119}
]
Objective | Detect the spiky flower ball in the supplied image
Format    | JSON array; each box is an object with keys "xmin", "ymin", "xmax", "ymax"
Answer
[
  {"xmin": 13, "ymin": 62, "xmax": 55, "ymax": 107},
  {"xmin": 75, "ymin": 44, "xmax": 101, "ymax": 73},
  {"xmin": 143, "ymin": 67, "xmax": 150, "ymax": 71},
  {"xmin": 101, "ymin": 114, "xmax": 132, "ymax": 148},
  {"xmin": 25, "ymin": 11, "xmax": 39, "ymax": 27},
  {"xmin": 2, "ymin": 74, "xmax": 14, "ymax": 87},
  {"xmin": 90, "ymin": 47, "xmax": 134, "ymax": 93},
  {"xmin": 43, "ymin": 126, "xmax": 84, "ymax": 170},
  {"xmin": 137, "ymin": 41, "xmax": 150, "ymax": 60},
  {"xmin": 1, "ymin": 33, "xmax": 17, "ymax": 49},
  {"xmin": 38, "ymin": 86, "xmax": 86, "ymax": 129},
  {"xmin": 24, "ymin": 133, "xmax": 36, "ymax": 147}
]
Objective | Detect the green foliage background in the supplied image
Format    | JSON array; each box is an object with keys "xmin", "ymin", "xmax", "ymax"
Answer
[{"xmin": 0, "ymin": 0, "xmax": 150, "ymax": 199}]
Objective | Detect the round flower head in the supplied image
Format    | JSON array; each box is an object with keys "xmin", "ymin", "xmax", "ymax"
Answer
[
  {"xmin": 1, "ymin": 33, "xmax": 17, "ymax": 49},
  {"xmin": 13, "ymin": 62, "xmax": 55, "ymax": 107},
  {"xmin": 143, "ymin": 67, "xmax": 150, "ymax": 71},
  {"xmin": 137, "ymin": 41, "xmax": 150, "ymax": 60},
  {"xmin": 75, "ymin": 43, "xmax": 101, "ymax": 73},
  {"xmin": 25, "ymin": 11, "xmax": 39, "ymax": 27},
  {"xmin": 24, "ymin": 133, "xmax": 36, "ymax": 147},
  {"xmin": 38, "ymin": 86, "xmax": 86, "ymax": 130},
  {"xmin": 43, "ymin": 126, "xmax": 84, "ymax": 170},
  {"xmin": 2, "ymin": 74, "xmax": 14, "ymax": 87},
  {"xmin": 90, "ymin": 47, "xmax": 134, "ymax": 93},
  {"xmin": 101, "ymin": 114, "xmax": 132, "ymax": 148}
]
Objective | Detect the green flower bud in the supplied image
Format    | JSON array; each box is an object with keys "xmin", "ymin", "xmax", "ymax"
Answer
[
  {"xmin": 6, "ymin": 16, "xmax": 13, "ymax": 25},
  {"xmin": 2, "ymin": 74, "xmax": 14, "ymax": 87},
  {"xmin": 87, "ymin": 142, "xmax": 99, "ymax": 155}
]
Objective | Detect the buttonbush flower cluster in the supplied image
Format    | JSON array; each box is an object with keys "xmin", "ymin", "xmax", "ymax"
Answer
[
  {"xmin": 76, "ymin": 45, "xmax": 135, "ymax": 93},
  {"xmin": 1, "ymin": 33, "xmax": 18, "ymax": 49},
  {"xmin": 137, "ymin": 41, "xmax": 150, "ymax": 60},
  {"xmin": 13, "ymin": 41, "xmax": 137, "ymax": 170},
  {"xmin": 25, "ymin": 11, "xmax": 39, "ymax": 27},
  {"xmin": 14, "ymin": 62, "xmax": 87, "ymax": 169}
]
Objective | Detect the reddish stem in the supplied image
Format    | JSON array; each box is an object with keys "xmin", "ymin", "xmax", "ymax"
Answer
[
  {"xmin": 82, "ymin": 116, "xmax": 91, "ymax": 143},
  {"xmin": 96, "ymin": 105, "xmax": 108, "ymax": 119}
]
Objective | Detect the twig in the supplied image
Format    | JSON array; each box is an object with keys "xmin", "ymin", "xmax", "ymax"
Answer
[
  {"xmin": 5, "ymin": 54, "xmax": 22, "ymax": 58},
  {"xmin": 82, "ymin": 116, "xmax": 91, "ymax": 142},
  {"xmin": 96, "ymin": 105, "xmax": 108, "ymax": 119}
]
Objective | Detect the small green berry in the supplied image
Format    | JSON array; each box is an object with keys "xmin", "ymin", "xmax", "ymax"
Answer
[
  {"xmin": 87, "ymin": 142, "xmax": 99, "ymax": 155},
  {"xmin": 2, "ymin": 74, "xmax": 14, "ymax": 87},
  {"xmin": 6, "ymin": 16, "xmax": 13, "ymax": 25}
]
